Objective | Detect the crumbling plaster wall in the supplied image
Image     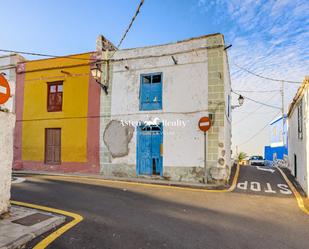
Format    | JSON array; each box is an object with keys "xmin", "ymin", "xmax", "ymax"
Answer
[
  {"xmin": 0, "ymin": 112, "xmax": 15, "ymax": 215},
  {"xmin": 103, "ymin": 120, "xmax": 134, "ymax": 157}
]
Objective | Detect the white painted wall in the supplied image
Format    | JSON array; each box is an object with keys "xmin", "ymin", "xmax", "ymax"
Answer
[
  {"xmin": 110, "ymin": 41, "xmax": 209, "ymax": 168},
  {"xmin": 0, "ymin": 54, "xmax": 24, "ymax": 113},
  {"xmin": 105, "ymin": 36, "xmax": 228, "ymax": 171},
  {"xmin": 0, "ymin": 112, "xmax": 15, "ymax": 214},
  {"xmin": 288, "ymin": 89, "xmax": 309, "ymax": 195}
]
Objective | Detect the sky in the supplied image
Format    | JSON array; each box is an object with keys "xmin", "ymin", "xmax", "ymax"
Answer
[{"xmin": 1, "ymin": 0, "xmax": 308, "ymax": 156}]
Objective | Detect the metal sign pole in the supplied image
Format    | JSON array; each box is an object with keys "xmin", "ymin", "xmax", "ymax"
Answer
[
  {"xmin": 204, "ymin": 131, "xmax": 207, "ymax": 184},
  {"xmin": 198, "ymin": 116, "xmax": 211, "ymax": 184}
]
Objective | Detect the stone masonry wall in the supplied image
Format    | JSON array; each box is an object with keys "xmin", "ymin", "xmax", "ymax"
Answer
[
  {"xmin": 206, "ymin": 35, "xmax": 229, "ymax": 183},
  {"xmin": 99, "ymin": 52, "xmax": 113, "ymax": 174},
  {"xmin": 0, "ymin": 112, "xmax": 15, "ymax": 215}
]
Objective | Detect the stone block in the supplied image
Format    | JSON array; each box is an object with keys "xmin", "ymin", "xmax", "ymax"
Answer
[
  {"xmin": 101, "ymin": 163, "xmax": 136, "ymax": 177},
  {"xmin": 163, "ymin": 166, "xmax": 205, "ymax": 183},
  {"xmin": 209, "ymin": 166, "xmax": 229, "ymax": 181}
]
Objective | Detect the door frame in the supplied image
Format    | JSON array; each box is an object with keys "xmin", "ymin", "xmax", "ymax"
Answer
[{"xmin": 136, "ymin": 123, "xmax": 163, "ymax": 176}]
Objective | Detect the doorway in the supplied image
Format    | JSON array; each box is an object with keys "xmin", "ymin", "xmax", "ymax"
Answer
[
  {"xmin": 45, "ymin": 128, "xmax": 61, "ymax": 164},
  {"xmin": 137, "ymin": 123, "xmax": 163, "ymax": 176}
]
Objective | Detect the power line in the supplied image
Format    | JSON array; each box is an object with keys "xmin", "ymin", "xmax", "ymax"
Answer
[
  {"xmin": 233, "ymin": 62, "xmax": 302, "ymax": 84},
  {"xmin": 0, "ymin": 49, "xmax": 96, "ymax": 61},
  {"xmin": 232, "ymin": 92, "xmax": 278, "ymax": 125},
  {"xmin": 116, "ymin": 0, "xmax": 145, "ymax": 49},
  {"xmin": 238, "ymin": 111, "xmax": 282, "ymax": 146},
  {"xmin": 233, "ymin": 89, "xmax": 281, "ymax": 93},
  {"xmin": 232, "ymin": 90, "xmax": 281, "ymax": 109},
  {"xmin": 15, "ymin": 107, "xmax": 212, "ymax": 123},
  {"xmin": 108, "ymin": 0, "xmax": 145, "ymax": 60}
]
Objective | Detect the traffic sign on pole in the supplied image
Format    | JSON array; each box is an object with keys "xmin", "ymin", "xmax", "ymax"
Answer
[
  {"xmin": 198, "ymin": 116, "xmax": 212, "ymax": 184},
  {"xmin": 198, "ymin": 116, "xmax": 211, "ymax": 132},
  {"xmin": 0, "ymin": 74, "xmax": 10, "ymax": 105}
]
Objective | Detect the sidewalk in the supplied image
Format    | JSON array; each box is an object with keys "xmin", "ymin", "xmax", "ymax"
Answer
[
  {"xmin": 279, "ymin": 166, "xmax": 309, "ymax": 211},
  {"xmin": 13, "ymin": 170, "xmax": 230, "ymax": 190},
  {"xmin": 0, "ymin": 205, "xmax": 65, "ymax": 249}
]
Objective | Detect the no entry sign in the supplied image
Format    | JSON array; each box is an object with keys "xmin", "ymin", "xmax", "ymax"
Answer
[
  {"xmin": 198, "ymin": 116, "xmax": 211, "ymax": 132},
  {"xmin": 0, "ymin": 74, "xmax": 10, "ymax": 105}
]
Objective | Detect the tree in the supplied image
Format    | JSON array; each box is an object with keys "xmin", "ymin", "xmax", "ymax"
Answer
[{"xmin": 237, "ymin": 152, "xmax": 247, "ymax": 162}]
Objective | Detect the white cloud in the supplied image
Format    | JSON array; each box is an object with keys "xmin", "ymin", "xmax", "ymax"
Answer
[{"xmin": 197, "ymin": 0, "xmax": 309, "ymax": 155}]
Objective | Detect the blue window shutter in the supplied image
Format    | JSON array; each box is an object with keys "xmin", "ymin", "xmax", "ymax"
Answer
[{"xmin": 140, "ymin": 73, "xmax": 162, "ymax": 110}]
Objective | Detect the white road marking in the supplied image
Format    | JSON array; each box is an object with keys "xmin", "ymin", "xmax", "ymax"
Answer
[
  {"xmin": 237, "ymin": 181, "xmax": 292, "ymax": 195},
  {"xmin": 11, "ymin": 177, "xmax": 26, "ymax": 184},
  {"xmin": 237, "ymin": 181, "xmax": 248, "ymax": 190},
  {"xmin": 250, "ymin": 182, "xmax": 261, "ymax": 192},
  {"xmin": 265, "ymin": 183, "xmax": 276, "ymax": 193},
  {"xmin": 256, "ymin": 166, "xmax": 275, "ymax": 173},
  {"xmin": 277, "ymin": 184, "xmax": 292, "ymax": 195}
]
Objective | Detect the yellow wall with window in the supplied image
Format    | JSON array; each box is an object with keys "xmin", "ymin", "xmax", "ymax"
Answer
[{"xmin": 22, "ymin": 53, "xmax": 91, "ymax": 162}]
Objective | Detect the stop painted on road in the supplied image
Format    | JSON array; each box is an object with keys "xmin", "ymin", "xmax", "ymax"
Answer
[{"xmin": 237, "ymin": 181, "xmax": 292, "ymax": 195}]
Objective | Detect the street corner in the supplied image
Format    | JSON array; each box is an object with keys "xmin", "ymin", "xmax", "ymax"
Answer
[
  {"xmin": 234, "ymin": 165, "xmax": 293, "ymax": 197},
  {"xmin": 0, "ymin": 204, "xmax": 65, "ymax": 249}
]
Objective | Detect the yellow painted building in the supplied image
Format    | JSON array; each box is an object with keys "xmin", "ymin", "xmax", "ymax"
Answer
[{"xmin": 14, "ymin": 52, "xmax": 101, "ymax": 173}]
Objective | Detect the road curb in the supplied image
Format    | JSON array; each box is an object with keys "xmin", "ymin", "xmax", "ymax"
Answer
[
  {"xmin": 10, "ymin": 201, "xmax": 83, "ymax": 249},
  {"xmin": 13, "ymin": 163, "xmax": 240, "ymax": 193},
  {"xmin": 276, "ymin": 166, "xmax": 309, "ymax": 216},
  {"xmin": 1, "ymin": 205, "xmax": 65, "ymax": 249}
]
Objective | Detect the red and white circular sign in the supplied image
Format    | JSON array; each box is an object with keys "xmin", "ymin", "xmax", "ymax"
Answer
[
  {"xmin": 198, "ymin": 116, "xmax": 212, "ymax": 132},
  {"xmin": 0, "ymin": 74, "xmax": 10, "ymax": 104}
]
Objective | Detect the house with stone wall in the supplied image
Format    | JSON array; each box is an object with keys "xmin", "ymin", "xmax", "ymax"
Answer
[
  {"xmin": 0, "ymin": 54, "xmax": 20, "ymax": 214},
  {"xmin": 98, "ymin": 33, "xmax": 232, "ymax": 184},
  {"xmin": 287, "ymin": 76, "xmax": 309, "ymax": 195}
]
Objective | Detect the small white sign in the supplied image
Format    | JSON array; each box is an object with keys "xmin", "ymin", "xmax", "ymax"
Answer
[
  {"xmin": 200, "ymin": 122, "xmax": 210, "ymax": 126},
  {"xmin": 0, "ymin": 85, "xmax": 7, "ymax": 95}
]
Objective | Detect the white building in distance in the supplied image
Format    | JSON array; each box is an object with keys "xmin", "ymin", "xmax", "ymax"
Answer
[{"xmin": 288, "ymin": 76, "xmax": 309, "ymax": 195}]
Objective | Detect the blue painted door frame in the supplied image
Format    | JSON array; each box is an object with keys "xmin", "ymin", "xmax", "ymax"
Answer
[{"xmin": 137, "ymin": 123, "xmax": 163, "ymax": 176}]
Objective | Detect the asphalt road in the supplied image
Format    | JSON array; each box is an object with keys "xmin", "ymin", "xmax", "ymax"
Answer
[{"xmin": 12, "ymin": 166, "xmax": 309, "ymax": 249}]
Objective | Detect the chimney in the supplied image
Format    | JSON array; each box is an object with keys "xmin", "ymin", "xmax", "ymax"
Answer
[{"xmin": 96, "ymin": 35, "xmax": 117, "ymax": 51}]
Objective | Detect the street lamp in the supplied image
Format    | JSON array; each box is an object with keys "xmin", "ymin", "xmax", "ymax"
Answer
[
  {"xmin": 232, "ymin": 95, "xmax": 244, "ymax": 109},
  {"xmin": 238, "ymin": 95, "xmax": 244, "ymax": 106},
  {"xmin": 91, "ymin": 64, "xmax": 102, "ymax": 81},
  {"xmin": 91, "ymin": 63, "xmax": 108, "ymax": 95}
]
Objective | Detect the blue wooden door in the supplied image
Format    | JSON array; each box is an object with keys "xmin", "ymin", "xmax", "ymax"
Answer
[
  {"xmin": 137, "ymin": 124, "xmax": 163, "ymax": 176},
  {"xmin": 138, "ymin": 130, "xmax": 152, "ymax": 175}
]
